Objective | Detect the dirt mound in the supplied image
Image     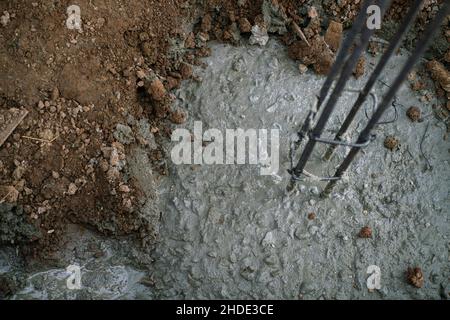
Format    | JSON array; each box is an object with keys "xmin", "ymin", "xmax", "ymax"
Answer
[{"xmin": 0, "ymin": 0, "xmax": 187, "ymax": 257}]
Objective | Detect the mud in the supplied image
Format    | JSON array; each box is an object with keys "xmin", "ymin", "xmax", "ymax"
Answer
[
  {"xmin": 147, "ymin": 40, "xmax": 450, "ymax": 299},
  {"xmin": 5, "ymin": 39, "xmax": 449, "ymax": 300}
]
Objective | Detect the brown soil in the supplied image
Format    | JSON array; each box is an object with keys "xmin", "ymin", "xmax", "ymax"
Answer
[
  {"xmin": 406, "ymin": 106, "xmax": 422, "ymax": 122},
  {"xmin": 0, "ymin": 0, "xmax": 189, "ymax": 257},
  {"xmin": 407, "ymin": 267, "xmax": 425, "ymax": 288},
  {"xmin": 307, "ymin": 212, "xmax": 316, "ymax": 220},
  {"xmin": 358, "ymin": 226, "xmax": 373, "ymax": 239},
  {"xmin": 0, "ymin": 0, "xmax": 448, "ymax": 261},
  {"xmin": 384, "ymin": 136, "xmax": 400, "ymax": 151}
]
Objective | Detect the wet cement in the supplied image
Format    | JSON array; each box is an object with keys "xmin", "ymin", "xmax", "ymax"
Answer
[
  {"xmin": 148, "ymin": 40, "xmax": 450, "ymax": 299},
  {"xmin": 3, "ymin": 39, "xmax": 450, "ymax": 299}
]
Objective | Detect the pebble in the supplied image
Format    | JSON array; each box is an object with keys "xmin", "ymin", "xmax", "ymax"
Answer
[
  {"xmin": 1, "ymin": 11, "xmax": 10, "ymax": 26},
  {"xmin": 249, "ymin": 25, "xmax": 269, "ymax": 46},
  {"xmin": 67, "ymin": 183, "xmax": 78, "ymax": 195},
  {"xmin": 119, "ymin": 185, "xmax": 130, "ymax": 193},
  {"xmin": 298, "ymin": 64, "xmax": 308, "ymax": 74},
  {"xmin": 51, "ymin": 87, "xmax": 60, "ymax": 101},
  {"xmin": 148, "ymin": 79, "xmax": 166, "ymax": 101},
  {"xmin": 113, "ymin": 124, "xmax": 135, "ymax": 145}
]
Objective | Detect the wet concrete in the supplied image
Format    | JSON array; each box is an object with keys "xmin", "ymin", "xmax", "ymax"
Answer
[
  {"xmin": 151, "ymin": 40, "xmax": 450, "ymax": 299},
  {"xmin": 2, "ymin": 39, "xmax": 450, "ymax": 299}
]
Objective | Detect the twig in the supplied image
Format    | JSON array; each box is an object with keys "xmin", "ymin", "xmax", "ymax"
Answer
[
  {"xmin": 0, "ymin": 189, "xmax": 13, "ymax": 204},
  {"xmin": 22, "ymin": 135, "xmax": 59, "ymax": 144},
  {"xmin": 291, "ymin": 21, "xmax": 310, "ymax": 47}
]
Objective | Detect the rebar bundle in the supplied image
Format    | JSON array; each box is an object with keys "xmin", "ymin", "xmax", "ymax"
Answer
[{"xmin": 289, "ymin": 0, "xmax": 450, "ymax": 196}]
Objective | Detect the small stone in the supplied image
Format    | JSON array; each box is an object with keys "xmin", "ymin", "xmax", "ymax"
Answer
[
  {"xmin": 308, "ymin": 6, "xmax": 318, "ymax": 19},
  {"xmin": 39, "ymin": 128, "xmax": 54, "ymax": 141},
  {"xmin": 324, "ymin": 20, "xmax": 343, "ymax": 52},
  {"xmin": 166, "ymin": 76, "xmax": 181, "ymax": 90},
  {"xmin": 170, "ymin": 109, "xmax": 187, "ymax": 124},
  {"xmin": 141, "ymin": 42, "xmax": 158, "ymax": 64},
  {"xmin": 298, "ymin": 64, "xmax": 308, "ymax": 74},
  {"xmin": 427, "ymin": 60, "xmax": 450, "ymax": 93},
  {"xmin": 99, "ymin": 159, "xmax": 109, "ymax": 172},
  {"xmin": 136, "ymin": 70, "xmax": 147, "ymax": 79},
  {"xmin": 406, "ymin": 106, "xmax": 421, "ymax": 122},
  {"xmin": 249, "ymin": 25, "xmax": 269, "ymax": 46},
  {"xmin": 147, "ymin": 79, "xmax": 166, "ymax": 101},
  {"xmin": 353, "ymin": 57, "xmax": 365, "ymax": 79},
  {"xmin": 200, "ymin": 14, "xmax": 212, "ymax": 33},
  {"xmin": 384, "ymin": 136, "xmax": 399, "ymax": 151},
  {"xmin": 358, "ymin": 226, "xmax": 372, "ymax": 238},
  {"xmin": 51, "ymin": 87, "xmax": 60, "ymax": 101},
  {"xmin": 12, "ymin": 166, "xmax": 25, "ymax": 180},
  {"xmin": 67, "ymin": 183, "xmax": 78, "ymax": 195},
  {"xmin": 107, "ymin": 167, "xmax": 120, "ymax": 182},
  {"xmin": 407, "ymin": 267, "xmax": 424, "ymax": 288},
  {"xmin": 197, "ymin": 31, "xmax": 209, "ymax": 43},
  {"xmin": 109, "ymin": 148, "xmax": 120, "ymax": 167},
  {"xmin": 123, "ymin": 198, "xmax": 132, "ymax": 210},
  {"xmin": 184, "ymin": 32, "xmax": 195, "ymax": 49},
  {"xmin": 119, "ymin": 185, "xmax": 130, "ymax": 193},
  {"xmin": 113, "ymin": 124, "xmax": 135, "ymax": 145},
  {"xmin": 307, "ymin": 212, "xmax": 316, "ymax": 220},
  {"xmin": 180, "ymin": 63, "xmax": 193, "ymax": 80},
  {"xmin": 96, "ymin": 17, "xmax": 106, "ymax": 28},
  {"xmin": 1, "ymin": 11, "xmax": 10, "ymax": 27},
  {"xmin": 239, "ymin": 18, "xmax": 252, "ymax": 33}
]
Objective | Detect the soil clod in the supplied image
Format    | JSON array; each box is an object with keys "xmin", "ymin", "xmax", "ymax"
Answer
[{"xmin": 407, "ymin": 267, "xmax": 424, "ymax": 288}]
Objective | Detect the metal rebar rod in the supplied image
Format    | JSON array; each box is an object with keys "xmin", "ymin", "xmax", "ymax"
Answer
[
  {"xmin": 322, "ymin": 1, "xmax": 450, "ymax": 197},
  {"xmin": 316, "ymin": 0, "xmax": 375, "ymax": 108},
  {"xmin": 323, "ymin": 0, "xmax": 425, "ymax": 161},
  {"xmin": 291, "ymin": 0, "xmax": 391, "ymax": 179},
  {"xmin": 294, "ymin": 0, "xmax": 374, "ymax": 143}
]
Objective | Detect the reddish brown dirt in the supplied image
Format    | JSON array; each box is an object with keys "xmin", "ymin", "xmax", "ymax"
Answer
[{"xmin": 0, "ymin": 0, "xmax": 189, "ymax": 257}]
